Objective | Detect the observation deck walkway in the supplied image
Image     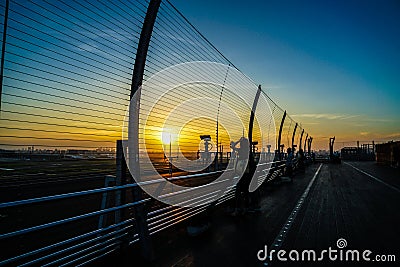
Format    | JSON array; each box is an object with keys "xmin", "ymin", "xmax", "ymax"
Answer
[{"xmin": 101, "ymin": 161, "xmax": 400, "ymax": 266}]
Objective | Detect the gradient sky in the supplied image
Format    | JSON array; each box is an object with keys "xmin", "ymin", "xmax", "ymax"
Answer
[{"xmin": 172, "ymin": 0, "xmax": 400, "ymax": 150}]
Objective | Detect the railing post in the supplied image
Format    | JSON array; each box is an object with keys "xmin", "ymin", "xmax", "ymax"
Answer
[
  {"xmin": 291, "ymin": 123, "xmax": 298, "ymax": 152},
  {"xmin": 277, "ymin": 111, "xmax": 287, "ymax": 160},
  {"xmin": 299, "ymin": 129, "xmax": 304, "ymax": 152},
  {"xmin": 304, "ymin": 134, "xmax": 308, "ymax": 154},
  {"xmin": 329, "ymin": 137, "xmax": 335, "ymax": 158},
  {"xmin": 247, "ymin": 85, "xmax": 261, "ymax": 194},
  {"xmin": 248, "ymin": 85, "xmax": 261, "ymax": 173},
  {"xmin": 215, "ymin": 122, "xmax": 219, "ymax": 171},
  {"xmin": 248, "ymin": 85, "xmax": 261, "ymax": 159},
  {"xmin": 128, "ymin": 0, "xmax": 161, "ymax": 261},
  {"xmin": 116, "ymin": 140, "xmax": 126, "ymax": 227}
]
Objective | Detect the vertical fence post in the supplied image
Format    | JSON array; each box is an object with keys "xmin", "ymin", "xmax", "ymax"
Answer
[
  {"xmin": 247, "ymin": 85, "xmax": 261, "ymax": 192},
  {"xmin": 129, "ymin": 0, "xmax": 161, "ymax": 261},
  {"xmin": 116, "ymin": 140, "xmax": 126, "ymax": 250},
  {"xmin": 115, "ymin": 142, "xmax": 124, "ymax": 225},
  {"xmin": 329, "ymin": 137, "xmax": 335, "ymax": 158},
  {"xmin": 372, "ymin": 140, "xmax": 375, "ymax": 154},
  {"xmin": 215, "ymin": 121, "xmax": 219, "ymax": 171},
  {"xmin": 277, "ymin": 111, "xmax": 287, "ymax": 160},
  {"xmin": 0, "ymin": 0, "xmax": 10, "ymax": 111},
  {"xmin": 299, "ymin": 129, "xmax": 304, "ymax": 152},
  {"xmin": 304, "ymin": 134, "xmax": 308, "ymax": 154},
  {"xmin": 248, "ymin": 85, "xmax": 261, "ymax": 167}
]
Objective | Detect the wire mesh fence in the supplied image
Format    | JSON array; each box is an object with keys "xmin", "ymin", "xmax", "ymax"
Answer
[{"xmin": 0, "ymin": 0, "xmax": 313, "ymax": 265}]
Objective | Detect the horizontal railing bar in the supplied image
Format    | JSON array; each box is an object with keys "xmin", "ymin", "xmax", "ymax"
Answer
[
  {"xmin": 147, "ymin": 204, "xmax": 177, "ymax": 217},
  {"xmin": 0, "ymin": 201, "xmax": 145, "ymax": 240},
  {"xmin": 147, "ymin": 190, "xmax": 218, "ymax": 221},
  {"xmin": 147, "ymin": 206, "xmax": 185, "ymax": 222},
  {"xmin": 0, "ymin": 218, "xmax": 134, "ymax": 265},
  {"xmin": 75, "ymin": 247, "xmax": 117, "ymax": 267},
  {"xmin": 58, "ymin": 242, "xmax": 119, "ymax": 267},
  {"xmin": 20, "ymin": 225, "xmax": 133, "ymax": 266},
  {"xmin": 256, "ymin": 160, "xmax": 285, "ymax": 166},
  {"xmin": 149, "ymin": 206, "xmax": 209, "ymax": 235},
  {"xmin": 218, "ymin": 193, "xmax": 235, "ymax": 203},
  {"xmin": 132, "ymin": 169, "xmax": 233, "ymax": 187},
  {"xmin": 158, "ymin": 177, "xmax": 235, "ymax": 200},
  {"xmin": 0, "ymin": 182, "xmax": 134, "ymax": 208},
  {"xmin": 167, "ymin": 168, "xmax": 232, "ymax": 181},
  {"xmin": 147, "ymin": 194, "xmax": 218, "ymax": 227},
  {"xmin": 128, "ymin": 238, "xmax": 140, "ymax": 246},
  {"xmin": 41, "ymin": 232, "xmax": 127, "ymax": 267},
  {"xmin": 0, "ymin": 169, "xmax": 236, "ymax": 208}
]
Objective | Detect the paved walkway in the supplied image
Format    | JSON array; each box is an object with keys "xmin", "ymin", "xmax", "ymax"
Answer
[{"xmin": 100, "ymin": 162, "xmax": 400, "ymax": 266}]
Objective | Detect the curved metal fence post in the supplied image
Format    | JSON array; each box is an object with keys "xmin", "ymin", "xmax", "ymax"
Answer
[
  {"xmin": 129, "ymin": 0, "xmax": 161, "ymax": 261},
  {"xmin": 277, "ymin": 110, "xmax": 287, "ymax": 160},
  {"xmin": 304, "ymin": 134, "xmax": 308, "ymax": 154},
  {"xmin": 291, "ymin": 123, "xmax": 298, "ymax": 151},
  {"xmin": 308, "ymin": 137, "xmax": 313, "ymax": 156},
  {"xmin": 248, "ymin": 85, "xmax": 261, "ymax": 170},
  {"xmin": 299, "ymin": 129, "xmax": 304, "ymax": 152}
]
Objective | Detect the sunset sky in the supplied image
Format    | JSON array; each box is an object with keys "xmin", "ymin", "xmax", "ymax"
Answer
[
  {"xmin": 173, "ymin": 0, "xmax": 400, "ymax": 150},
  {"xmin": 1, "ymin": 0, "xmax": 399, "ymax": 153}
]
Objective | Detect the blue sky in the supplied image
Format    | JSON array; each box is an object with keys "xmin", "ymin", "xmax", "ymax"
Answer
[
  {"xmin": 3, "ymin": 0, "xmax": 399, "ymax": 151},
  {"xmin": 172, "ymin": 0, "xmax": 400, "ymax": 148}
]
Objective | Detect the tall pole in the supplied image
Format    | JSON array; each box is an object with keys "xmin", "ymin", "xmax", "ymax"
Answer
[
  {"xmin": 277, "ymin": 111, "xmax": 287, "ymax": 160},
  {"xmin": 169, "ymin": 133, "xmax": 172, "ymax": 178},
  {"xmin": 291, "ymin": 123, "xmax": 298, "ymax": 151},
  {"xmin": 215, "ymin": 121, "xmax": 219, "ymax": 171},
  {"xmin": 248, "ymin": 85, "xmax": 261, "ymax": 192},
  {"xmin": 329, "ymin": 136, "xmax": 335, "ymax": 158},
  {"xmin": 299, "ymin": 129, "xmax": 304, "ymax": 151},
  {"xmin": 304, "ymin": 134, "xmax": 308, "ymax": 154},
  {"xmin": 248, "ymin": 85, "xmax": 261, "ymax": 156},
  {"xmin": 128, "ymin": 0, "xmax": 161, "ymax": 261}
]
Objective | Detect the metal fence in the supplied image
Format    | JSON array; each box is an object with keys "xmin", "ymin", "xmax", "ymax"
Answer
[{"xmin": 0, "ymin": 0, "xmax": 313, "ymax": 265}]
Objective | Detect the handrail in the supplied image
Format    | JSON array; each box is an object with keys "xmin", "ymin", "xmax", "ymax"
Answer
[
  {"xmin": 0, "ymin": 219, "xmax": 134, "ymax": 265},
  {"xmin": 0, "ymin": 201, "xmax": 145, "ymax": 240},
  {"xmin": 0, "ymin": 169, "xmax": 231, "ymax": 208}
]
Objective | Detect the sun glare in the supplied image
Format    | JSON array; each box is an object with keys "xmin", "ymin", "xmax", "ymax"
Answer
[{"xmin": 161, "ymin": 131, "xmax": 175, "ymax": 145}]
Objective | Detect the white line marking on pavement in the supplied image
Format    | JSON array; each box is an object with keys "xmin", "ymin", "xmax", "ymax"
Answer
[
  {"xmin": 263, "ymin": 163, "xmax": 323, "ymax": 265},
  {"xmin": 344, "ymin": 162, "xmax": 400, "ymax": 194}
]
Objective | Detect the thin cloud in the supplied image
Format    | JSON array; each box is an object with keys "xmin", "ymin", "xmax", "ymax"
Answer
[
  {"xmin": 301, "ymin": 122, "xmax": 320, "ymax": 125},
  {"xmin": 291, "ymin": 113, "xmax": 359, "ymax": 120},
  {"xmin": 385, "ymin": 132, "xmax": 400, "ymax": 138}
]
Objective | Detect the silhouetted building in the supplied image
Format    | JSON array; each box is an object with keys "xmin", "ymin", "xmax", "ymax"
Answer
[
  {"xmin": 341, "ymin": 145, "xmax": 375, "ymax": 161},
  {"xmin": 376, "ymin": 141, "xmax": 400, "ymax": 167}
]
